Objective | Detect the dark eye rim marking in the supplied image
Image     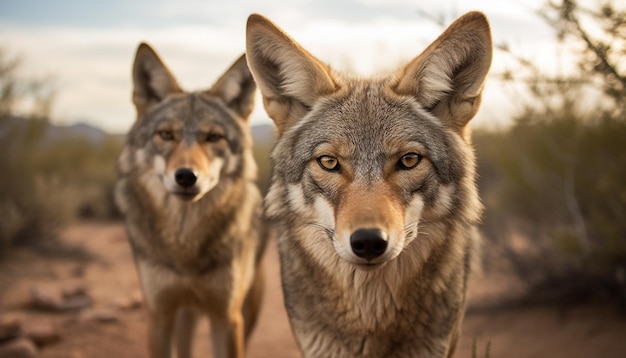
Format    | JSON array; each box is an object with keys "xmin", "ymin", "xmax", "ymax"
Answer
[
  {"xmin": 317, "ymin": 155, "xmax": 340, "ymax": 172},
  {"xmin": 206, "ymin": 132, "xmax": 226, "ymax": 143},
  {"xmin": 398, "ymin": 152, "xmax": 422, "ymax": 170},
  {"xmin": 157, "ymin": 129, "xmax": 175, "ymax": 141}
]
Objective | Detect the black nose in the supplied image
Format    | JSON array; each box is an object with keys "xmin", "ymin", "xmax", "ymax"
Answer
[
  {"xmin": 350, "ymin": 228, "xmax": 388, "ymax": 260},
  {"xmin": 174, "ymin": 168, "xmax": 197, "ymax": 188}
]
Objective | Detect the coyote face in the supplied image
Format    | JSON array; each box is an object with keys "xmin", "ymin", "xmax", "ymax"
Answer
[
  {"xmin": 248, "ymin": 13, "xmax": 490, "ymax": 272},
  {"xmin": 140, "ymin": 98, "xmax": 241, "ymax": 202},
  {"xmin": 118, "ymin": 44, "xmax": 257, "ymax": 205},
  {"xmin": 271, "ymin": 84, "xmax": 466, "ymax": 270}
]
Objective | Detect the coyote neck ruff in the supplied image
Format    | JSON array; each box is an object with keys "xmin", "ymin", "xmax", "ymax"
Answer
[{"xmin": 247, "ymin": 11, "xmax": 492, "ymax": 358}]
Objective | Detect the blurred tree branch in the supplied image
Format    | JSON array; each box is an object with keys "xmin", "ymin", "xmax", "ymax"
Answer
[
  {"xmin": 0, "ymin": 46, "xmax": 56, "ymax": 122},
  {"xmin": 498, "ymin": 0, "xmax": 626, "ymax": 115},
  {"xmin": 473, "ymin": 1, "xmax": 626, "ymax": 302},
  {"xmin": 0, "ymin": 48, "xmax": 21, "ymax": 119},
  {"xmin": 542, "ymin": 0, "xmax": 626, "ymax": 100}
]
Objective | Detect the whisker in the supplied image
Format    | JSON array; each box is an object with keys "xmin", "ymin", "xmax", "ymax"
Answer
[
  {"xmin": 403, "ymin": 220, "xmax": 435, "ymax": 239},
  {"xmin": 417, "ymin": 227, "xmax": 432, "ymax": 238},
  {"xmin": 305, "ymin": 222, "xmax": 335, "ymax": 240},
  {"xmin": 404, "ymin": 222, "xmax": 418, "ymax": 232},
  {"xmin": 403, "ymin": 221, "xmax": 419, "ymax": 239}
]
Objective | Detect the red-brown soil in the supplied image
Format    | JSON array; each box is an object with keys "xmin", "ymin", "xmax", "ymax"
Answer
[{"xmin": 1, "ymin": 222, "xmax": 625, "ymax": 357}]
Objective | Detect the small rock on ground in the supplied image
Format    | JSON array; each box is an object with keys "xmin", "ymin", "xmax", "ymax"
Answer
[{"xmin": 0, "ymin": 337, "xmax": 38, "ymax": 358}]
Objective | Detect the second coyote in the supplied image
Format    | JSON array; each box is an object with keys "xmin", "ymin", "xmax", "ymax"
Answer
[{"xmin": 115, "ymin": 43, "xmax": 266, "ymax": 358}]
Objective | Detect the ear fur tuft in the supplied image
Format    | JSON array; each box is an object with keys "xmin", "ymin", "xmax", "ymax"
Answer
[
  {"xmin": 132, "ymin": 43, "xmax": 183, "ymax": 117},
  {"xmin": 392, "ymin": 12, "xmax": 493, "ymax": 130},
  {"xmin": 246, "ymin": 14, "xmax": 338, "ymax": 135},
  {"xmin": 206, "ymin": 54, "xmax": 257, "ymax": 119}
]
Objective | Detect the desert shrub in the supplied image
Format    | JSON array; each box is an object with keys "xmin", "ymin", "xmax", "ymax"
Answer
[
  {"xmin": 475, "ymin": 110, "xmax": 626, "ymax": 300},
  {"xmin": 0, "ymin": 118, "xmax": 122, "ymax": 246},
  {"xmin": 32, "ymin": 134, "xmax": 123, "ymax": 220},
  {"xmin": 252, "ymin": 124, "xmax": 276, "ymax": 195},
  {"xmin": 0, "ymin": 47, "xmax": 123, "ymax": 254},
  {"xmin": 0, "ymin": 118, "xmax": 123, "ymax": 252},
  {"xmin": 0, "ymin": 119, "xmax": 56, "ymax": 249},
  {"xmin": 474, "ymin": 0, "xmax": 626, "ymax": 304}
]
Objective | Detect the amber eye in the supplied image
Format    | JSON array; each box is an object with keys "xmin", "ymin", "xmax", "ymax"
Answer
[
  {"xmin": 317, "ymin": 155, "xmax": 339, "ymax": 172},
  {"xmin": 158, "ymin": 129, "xmax": 174, "ymax": 141},
  {"xmin": 206, "ymin": 132, "xmax": 225, "ymax": 143},
  {"xmin": 398, "ymin": 153, "xmax": 422, "ymax": 170}
]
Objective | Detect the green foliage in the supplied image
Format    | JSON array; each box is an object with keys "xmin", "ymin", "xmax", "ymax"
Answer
[
  {"xmin": 476, "ymin": 111, "xmax": 626, "ymax": 290},
  {"xmin": 541, "ymin": 0, "xmax": 626, "ymax": 112},
  {"xmin": 0, "ymin": 120, "xmax": 51, "ymax": 249},
  {"xmin": 496, "ymin": 0, "xmax": 626, "ymax": 127},
  {"xmin": 0, "ymin": 119, "xmax": 123, "ymax": 252},
  {"xmin": 471, "ymin": 338, "xmax": 491, "ymax": 358},
  {"xmin": 476, "ymin": 0, "xmax": 626, "ymax": 303},
  {"xmin": 0, "ymin": 47, "xmax": 123, "ymax": 253},
  {"xmin": 252, "ymin": 134, "xmax": 274, "ymax": 195}
]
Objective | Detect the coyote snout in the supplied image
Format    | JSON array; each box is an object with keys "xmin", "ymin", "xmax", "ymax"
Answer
[
  {"xmin": 169, "ymin": 166, "xmax": 212, "ymax": 200},
  {"xmin": 333, "ymin": 181, "xmax": 418, "ymax": 269},
  {"xmin": 156, "ymin": 141, "xmax": 223, "ymax": 202}
]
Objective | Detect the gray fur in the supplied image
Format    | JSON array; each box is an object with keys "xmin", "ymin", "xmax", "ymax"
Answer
[
  {"xmin": 248, "ymin": 12, "xmax": 492, "ymax": 358},
  {"xmin": 115, "ymin": 43, "xmax": 266, "ymax": 358}
]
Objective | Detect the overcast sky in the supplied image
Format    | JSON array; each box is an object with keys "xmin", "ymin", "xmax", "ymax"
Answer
[{"xmin": 0, "ymin": 0, "xmax": 563, "ymax": 133}]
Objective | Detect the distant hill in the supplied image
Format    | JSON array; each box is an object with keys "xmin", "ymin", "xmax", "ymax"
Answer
[
  {"xmin": 0, "ymin": 116, "xmax": 122, "ymax": 146},
  {"xmin": 0, "ymin": 116, "xmax": 275, "ymax": 150},
  {"xmin": 50, "ymin": 122, "xmax": 113, "ymax": 143},
  {"xmin": 251, "ymin": 123, "xmax": 276, "ymax": 148},
  {"xmin": 0, "ymin": 116, "xmax": 278, "ymax": 193}
]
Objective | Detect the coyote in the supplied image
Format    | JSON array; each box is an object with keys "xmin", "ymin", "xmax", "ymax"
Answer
[
  {"xmin": 246, "ymin": 11, "xmax": 492, "ymax": 357},
  {"xmin": 115, "ymin": 43, "xmax": 266, "ymax": 358}
]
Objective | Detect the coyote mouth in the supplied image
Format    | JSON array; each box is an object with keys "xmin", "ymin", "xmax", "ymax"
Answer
[
  {"xmin": 353, "ymin": 261, "xmax": 387, "ymax": 272},
  {"xmin": 173, "ymin": 190, "xmax": 200, "ymax": 201}
]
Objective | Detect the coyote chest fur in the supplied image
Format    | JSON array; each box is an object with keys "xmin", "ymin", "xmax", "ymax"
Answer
[
  {"xmin": 115, "ymin": 43, "xmax": 265, "ymax": 358},
  {"xmin": 246, "ymin": 11, "xmax": 492, "ymax": 358}
]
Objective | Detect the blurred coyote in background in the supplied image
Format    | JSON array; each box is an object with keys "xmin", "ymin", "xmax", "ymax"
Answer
[
  {"xmin": 246, "ymin": 11, "xmax": 492, "ymax": 357},
  {"xmin": 114, "ymin": 43, "xmax": 266, "ymax": 358}
]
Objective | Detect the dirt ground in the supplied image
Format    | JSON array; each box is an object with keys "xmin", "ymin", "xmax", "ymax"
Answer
[{"xmin": 1, "ymin": 222, "xmax": 626, "ymax": 357}]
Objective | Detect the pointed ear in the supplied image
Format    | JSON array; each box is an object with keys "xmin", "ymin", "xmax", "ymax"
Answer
[
  {"xmin": 246, "ymin": 14, "xmax": 339, "ymax": 136},
  {"xmin": 391, "ymin": 12, "xmax": 492, "ymax": 132},
  {"xmin": 206, "ymin": 54, "xmax": 256, "ymax": 119},
  {"xmin": 132, "ymin": 42, "xmax": 183, "ymax": 117}
]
